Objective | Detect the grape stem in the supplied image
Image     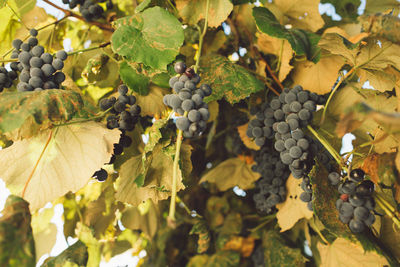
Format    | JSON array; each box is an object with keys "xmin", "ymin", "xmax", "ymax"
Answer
[
  {"xmin": 0, "ymin": 58, "xmax": 18, "ymax": 63},
  {"xmin": 168, "ymin": 111, "xmax": 188, "ymax": 223},
  {"xmin": 42, "ymin": 0, "xmax": 114, "ymax": 32},
  {"xmin": 306, "ymin": 125, "xmax": 346, "ymax": 172},
  {"xmin": 320, "ymin": 68, "xmax": 355, "ymax": 124},
  {"xmin": 374, "ymin": 193, "xmax": 400, "ymax": 229},
  {"xmin": 66, "ymin": 42, "xmax": 111, "ymax": 56},
  {"xmin": 194, "ymin": 0, "xmax": 210, "ymax": 73}
]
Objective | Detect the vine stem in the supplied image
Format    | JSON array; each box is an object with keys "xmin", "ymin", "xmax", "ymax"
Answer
[
  {"xmin": 168, "ymin": 111, "xmax": 188, "ymax": 222},
  {"xmin": 42, "ymin": 0, "xmax": 113, "ymax": 32},
  {"xmin": 53, "ymin": 109, "xmax": 111, "ymax": 127},
  {"xmin": 307, "ymin": 125, "xmax": 346, "ymax": 172},
  {"xmin": 375, "ymin": 193, "xmax": 400, "ymax": 229},
  {"xmin": 22, "ymin": 130, "xmax": 53, "ymax": 198},
  {"xmin": 194, "ymin": 0, "xmax": 210, "ymax": 73},
  {"xmin": 66, "ymin": 42, "xmax": 111, "ymax": 56},
  {"xmin": 320, "ymin": 68, "xmax": 355, "ymax": 124}
]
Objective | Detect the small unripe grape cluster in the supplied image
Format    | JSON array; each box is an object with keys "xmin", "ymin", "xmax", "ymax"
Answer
[
  {"xmin": 11, "ymin": 29, "xmax": 67, "ymax": 92},
  {"xmin": 163, "ymin": 62, "xmax": 212, "ymax": 138},
  {"xmin": 329, "ymin": 168, "xmax": 376, "ymax": 233},
  {"xmin": 62, "ymin": 0, "xmax": 112, "ymax": 21},
  {"xmin": 0, "ymin": 67, "xmax": 17, "ymax": 92},
  {"xmin": 252, "ymin": 145, "xmax": 290, "ymax": 213}
]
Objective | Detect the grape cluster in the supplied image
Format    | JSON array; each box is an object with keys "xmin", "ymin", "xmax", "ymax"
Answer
[
  {"xmin": 11, "ymin": 29, "xmax": 67, "ymax": 92},
  {"xmin": 62, "ymin": 0, "xmax": 112, "ymax": 21},
  {"xmin": 0, "ymin": 67, "xmax": 17, "ymax": 92},
  {"xmin": 252, "ymin": 145, "xmax": 290, "ymax": 213},
  {"xmin": 247, "ymin": 86, "xmax": 324, "ymax": 179},
  {"xmin": 94, "ymin": 84, "xmax": 141, "ymax": 181},
  {"xmin": 163, "ymin": 62, "xmax": 212, "ymax": 138},
  {"xmin": 329, "ymin": 168, "xmax": 376, "ymax": 233}
]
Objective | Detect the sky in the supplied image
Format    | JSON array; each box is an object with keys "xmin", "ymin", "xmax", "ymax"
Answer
[{"xmin": 0, "ymin": 0, "xmax": 365, "ymax": 266}]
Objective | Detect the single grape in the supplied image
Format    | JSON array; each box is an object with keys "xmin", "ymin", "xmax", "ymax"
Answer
[
  {"xmin": 188, "ymin": 110, "xmax": 201, "ymax": 122},
  {"xmin": 174, "ymin": 61, "xmax": 186, "ymax": 74},
  {"xmin": 52, "ymin": 59, "xmax": 64, "ymax": 70},
  {"xmin": 56, "ymin": 50, "xmax": 68, "ymax": 61},
  {"xmin": 350, "ymin": 168, "xmax": 365, "ymax": 182},
  {"xmin": 30, "ymin": 29, "xmax": 38, "ymax": 37},
  {"xmin": 349, "ymin": 219, "xmax": 365, "ymax": 233},
  {"xmin": 328, "ymin": 172, "xmax": 340, "ymax": 185}
]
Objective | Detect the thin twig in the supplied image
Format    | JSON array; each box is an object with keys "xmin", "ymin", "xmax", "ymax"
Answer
[
  {"xmin": 42, "ymin": 0, "xmax": 113, "ymax": 32},
  {"xmin": 194, "ymin": 0, "xmax": 210, "ymax": 73}
]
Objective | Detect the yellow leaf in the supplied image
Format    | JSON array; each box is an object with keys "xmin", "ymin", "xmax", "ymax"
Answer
[
  {"xmin": 0, "ymin": 122, "xmax": 120, "ymax": 211},
  {"xmin": 133, "ymin": 85, "xmax": 169, "ymax": 118},
  {"xmin": 292, "ymin": 56, "xmax": 345, "ymax": 94},
  {"xmin": 276, "ymin": 175, "xmax": 313, "ymax": 232},
  {"xmin": 199, "ymin": 158, "xmax": 260, "ymax": 191},
  {"xmin": 115, "ymin": 144, "xmax": 186, "ymax": 206},
  {"xmin": 317, "ymin": 238, "xmax": 388, "ymax": 267},
  {"xmin": 270, "ymin": 0, "xmax": 324, "ymax": 32},
  {"xmin": 31, "ymin": 207, "xmax": 57, "ymax": 260},
  {"xmin": 257, "ymin": 33, "xmax": 294, "ymax": 81},
  {"xmin": 176, "ymin": 0, "xmax": 233, "ymax": 28}
]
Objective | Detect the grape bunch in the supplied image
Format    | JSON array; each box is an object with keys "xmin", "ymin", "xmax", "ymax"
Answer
[
  {"xmin": 0, "ymin": 67, "xmax": 17, "ymax": 92},
  {"xmin": 62, "ymin": 0, "xmax": 112, "ymax": 21},
  {"xmin": 252, "ymin": 145, "xmax": 290, "ymax": 213},
  {"xmin": 94, "ymin": 84, "xmax": 141, "ymax": 181},
  {"xmin": 329, "ymin": 168, "xmax": 376, "ymax": 233},
  {"xmin": 11, "ymin": 29, "xmax": 67, "ymax": 92},
  {"xmin": 163, "ymin": 62, "xmax": 212, "ymax": 138}
]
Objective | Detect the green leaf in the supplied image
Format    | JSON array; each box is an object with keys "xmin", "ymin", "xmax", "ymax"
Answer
[
  {"xmin": 0, "ymin": 90, "xmax": 88, "ymax": 139},
  {"xmin": 119, "ymin": 61, "xmax": 150, "ymax": 95},
  {"xmin": 253, "ymin": 6, "xmax": 320, "ymax": 62},
  {"xmin": 42, "ymin": 240, "xmax": 88, "ymax": 267},
  {"xmin": 111, "ymin": 6, "xmax": 184, "ymax": 70},
  {"xmin": 135, "ymin": 0, "xmax": 151, "ymax": 12},
  {"xmin": 0, "ymin": 0, "xmax": 6, "ymax": 8},
  {"xmin": 200, "ymin": 55, "xmax": 264, "ymax": 104},
  {"xmin": 262, "ymin": 230, "xmax": 306, "ymax": 267},
  {"xmin": 0, "ymin": 195, "xmax": 35, "ymax": 267}
]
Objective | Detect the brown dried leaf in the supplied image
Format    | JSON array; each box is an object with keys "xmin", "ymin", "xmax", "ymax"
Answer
[{"xmin": 237, "ymin": 123, "xmax": 259, "ymax": 151}]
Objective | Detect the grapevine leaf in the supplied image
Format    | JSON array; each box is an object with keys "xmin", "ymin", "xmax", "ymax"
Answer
[
  {"xmin": 187, "ymin": 250, "xmax": 241, "ymax": 267},
  {"xmin": 199, "ymin": 158, "xmax": 260, "ymax": 191},
  {"xmin": 222, "ymin": 236, "xmax": 255, "ymax": 257},
  {"xmin": 317, "ymin": 238, "xmax": 388, "ymax": 267},
  {"xmin": 31, "ymin": 206, "xmax": 57, "ymax": 261},
  {"xmin": 271, "ymin": 0, "xmax": 325, "ymax": 32},
  {"xmin": 0, "ymin": 122, "xmax": 120, "ymax": 211},
  {"xmin": 115, "ymin": 143, "xmax": 186, "ymax": 206},
  {"xmin": 256, "ymin": 33, "xmax": 294, "ymax": 81},
  {"xmin": 111, "ymin": 7, "xmax": 184, "ymax": 70},
  {"xmin": 253, "ymin": 7, "xmax": 321, "ymax": 62},
  {"xmin": 200, "ymin": 55, "xmax": 264, "ymax": 104},
  {"xmin": 275, "ymin": 175, "xmax": 313, "ymax": 231},
  {"xmin": 364, "ymin": 0, "xmax": 400, "ymax": 14},
  {"xmin": 0, "ymin": 195, "xmax": 35, "ymax": 267},
  {"xmin": 360, "ymin": 13, "xmax": 400, "ymax": 45},
  {"xmin": 190, "ymin": 219, "xmax": 211, "ymax": 253},
  {"xmin": 83, "ymin": 180, "xmax": 117, "ymax": 239},
  {"xmin": 379, "ymin": 215, "xmax": 400, "ymax": 261},
  {"xmin": 262, "ymin": 230, "xmax": 306, "ymax": 267},
  {"xmin": 0, "ymin": 90, "xmax": 87, "ymax": 140},
  {"xmin": 119, "ymin": 61, "xmax": 150, "ymax": 95},
  {"xmin": 132, "ymin": 85, "xmax": 169, "ymax": 118},
  {"xmin": 176, "ymin": 0, "xmax": 234, "ymax": 28},
  {"xmin": 42, "ymin": 240, "xmax": 88, "ymax": 267},
  {"xmin": 121, "ymin": 200, "xmax": 160, "ymax": 239},
  {"xmin": 292, "ymin": 55, "xmax": 345, "ymax": 95}
]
